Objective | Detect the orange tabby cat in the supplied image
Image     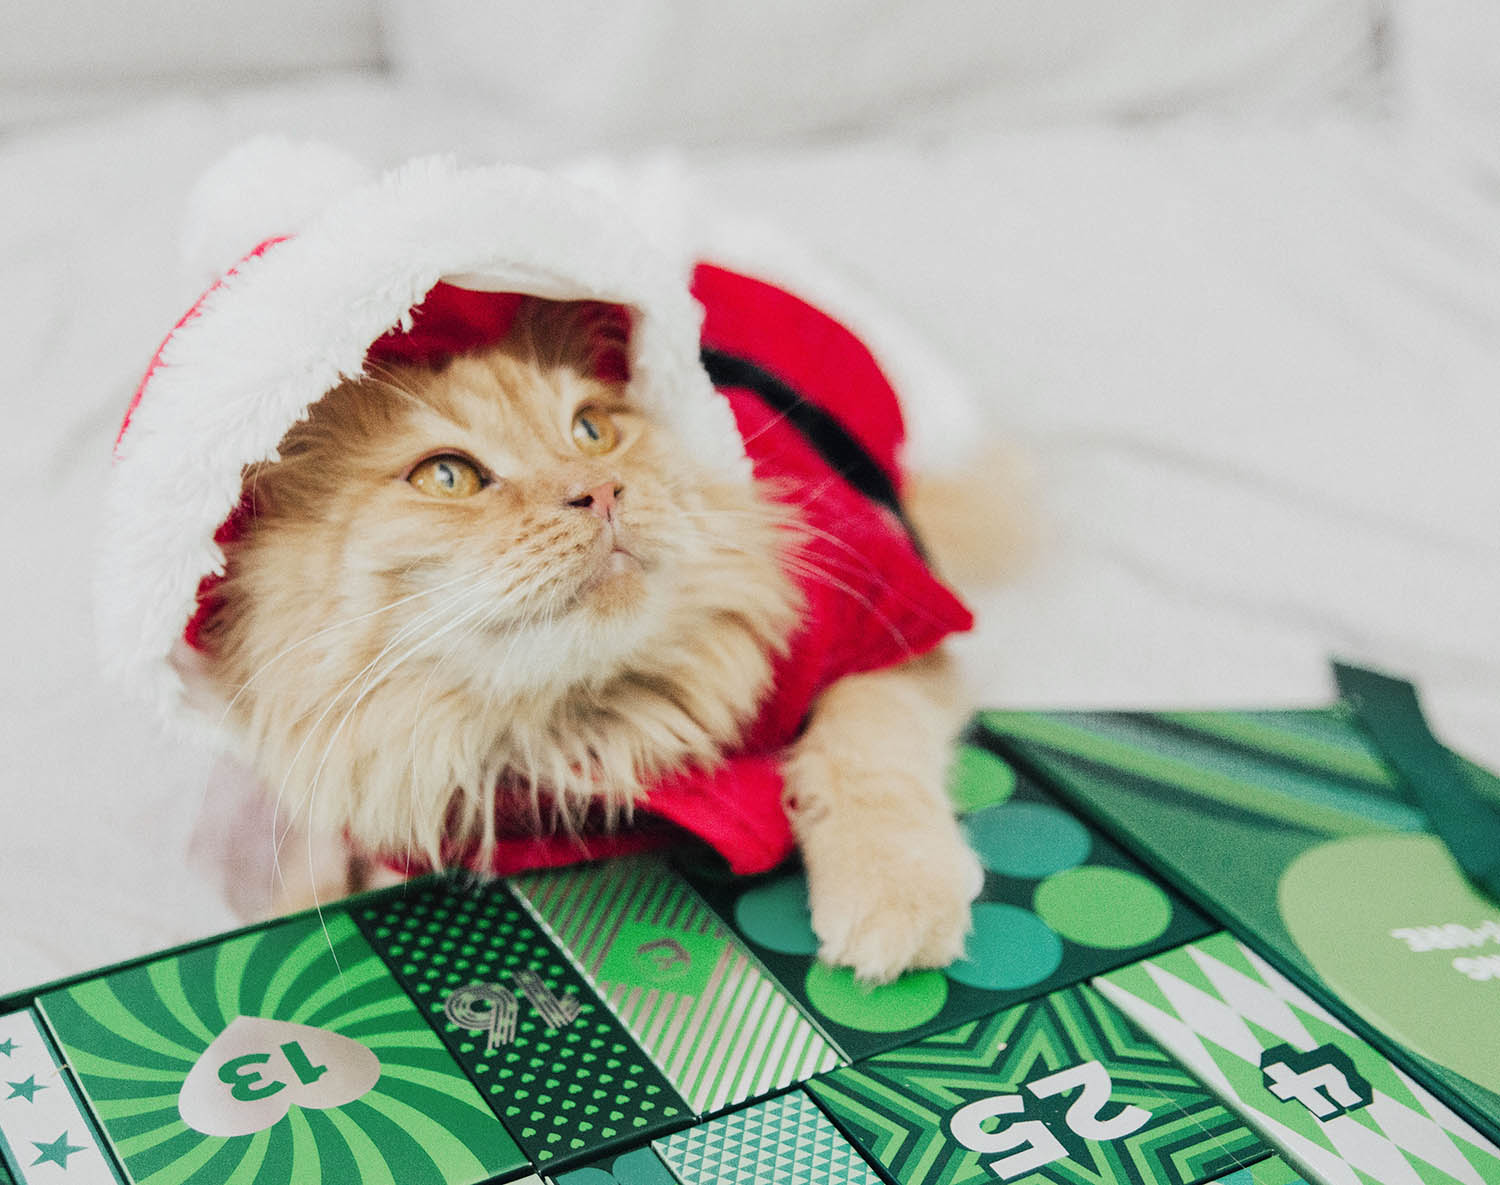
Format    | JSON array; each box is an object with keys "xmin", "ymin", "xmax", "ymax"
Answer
[{"xmin": 202, "ymin": 298, "xmax": 983, "ymax": 983}]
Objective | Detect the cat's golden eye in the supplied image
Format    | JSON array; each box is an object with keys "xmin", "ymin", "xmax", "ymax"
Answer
[
  {"xmin": 408, "ymin": 454, "xmax": 485, "ymax": 498},
  {"xmin": 571, "ymin": 407, "xmax": 619, "ymax": 455}
]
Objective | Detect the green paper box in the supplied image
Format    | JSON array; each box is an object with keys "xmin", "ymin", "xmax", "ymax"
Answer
[{"xmin": 38, "ymin": 912, "xmax": 527, "ymax": 1185}]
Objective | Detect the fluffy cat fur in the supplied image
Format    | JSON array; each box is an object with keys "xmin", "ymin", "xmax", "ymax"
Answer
[{"xmin": 202, "ymin": 297, "xmax": 984, "ymax": 983}]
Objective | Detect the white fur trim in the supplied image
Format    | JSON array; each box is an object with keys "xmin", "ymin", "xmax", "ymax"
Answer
[
  {"xmin": 100, "ymin": 150, "xmax": 747, "ymax": 731},
  {"xmin": 179, "ymin": 136, "xmax": 374, "ymax": 290}
]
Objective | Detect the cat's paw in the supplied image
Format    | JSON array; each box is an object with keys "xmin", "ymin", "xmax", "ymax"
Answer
[{"xmin": 802, "ymin": 808, "xmax": 983, "ymax": 984}]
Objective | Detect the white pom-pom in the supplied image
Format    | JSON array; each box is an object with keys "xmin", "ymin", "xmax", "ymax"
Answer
[{"xmin": 179, "ymin": 137, "xmax": 374, "ymax": 288}]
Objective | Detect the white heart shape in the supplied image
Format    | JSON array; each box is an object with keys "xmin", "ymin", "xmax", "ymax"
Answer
[{"xmin": 179, "ymin": 1017, "xmax": 381, "ymax": 1137}]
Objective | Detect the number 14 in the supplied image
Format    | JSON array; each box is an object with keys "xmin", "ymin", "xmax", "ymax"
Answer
[{"xmin": 948, "ymin": 1060, "xmax": 1152, "ymax": 1180}]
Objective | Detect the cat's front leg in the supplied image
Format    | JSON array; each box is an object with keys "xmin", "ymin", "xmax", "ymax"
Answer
[{"xmin": 783, "ymin": 650, "xmax": 983, "ymax": 983}]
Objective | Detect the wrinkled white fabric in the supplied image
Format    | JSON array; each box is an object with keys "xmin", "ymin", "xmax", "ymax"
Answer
[{"xmin": 2, "ymin": 64, "xmax": 1498, "ymax": 992}]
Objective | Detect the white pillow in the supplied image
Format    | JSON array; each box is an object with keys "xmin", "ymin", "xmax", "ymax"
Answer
[
  {"xmin": 1391, "ymin": 0, "xmax": 1500, "ymax": 153},
  {"xmin": 2, "ymin": 0, "xmax": 381, "ymax": 129},
  {"xmin": 380, "ymin": 0, "xmax": 1383, "ymax": 148}
]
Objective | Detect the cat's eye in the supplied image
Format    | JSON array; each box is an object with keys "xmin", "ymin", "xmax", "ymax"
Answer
[
  {"xmin": 571, "ymin": 407, "xmax": 619, "ymax": 455},
  {"xmin": 408, "ymin": 454, "xmax": 485, "ymax": 498}
]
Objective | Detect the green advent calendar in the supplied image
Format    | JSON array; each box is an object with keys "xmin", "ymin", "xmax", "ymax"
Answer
[{"xmin": 2, "ymin": 665, "xmax": 1498, "ymax": 1185}]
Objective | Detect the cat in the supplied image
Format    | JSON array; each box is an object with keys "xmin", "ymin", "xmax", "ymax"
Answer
[{"xmin": 199, "ymin": 295, "xmax": 988, "ymax": 984}]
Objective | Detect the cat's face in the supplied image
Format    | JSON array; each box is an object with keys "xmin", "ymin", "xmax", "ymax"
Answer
[
  {"xmin": 202, "ymin": 300, "xmax": 798, "ymax": 862},
  {"xmin": 273, "ymin": 353, "xmax": 690, "ymax": 687}
]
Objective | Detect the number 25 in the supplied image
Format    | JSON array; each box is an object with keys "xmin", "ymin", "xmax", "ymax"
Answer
[{"xmin": 949, "ymin": 1060, "xmax": 1152, "ymax": 1180}]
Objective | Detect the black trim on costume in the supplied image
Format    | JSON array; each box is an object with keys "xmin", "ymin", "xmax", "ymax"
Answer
[{"xmin": 700, "ymin": 348, "xmax": 927, "ymax": 557}]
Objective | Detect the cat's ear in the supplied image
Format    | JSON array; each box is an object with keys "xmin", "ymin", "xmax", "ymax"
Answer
[{"xmin": 180, "ymin": 137, "xmax": 373, "ymax": 290}]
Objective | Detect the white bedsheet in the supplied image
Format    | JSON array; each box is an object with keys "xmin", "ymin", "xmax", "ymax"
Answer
[{"xmin": 2, "ymin": 76, "xmax": 1497, "ymax": 995}]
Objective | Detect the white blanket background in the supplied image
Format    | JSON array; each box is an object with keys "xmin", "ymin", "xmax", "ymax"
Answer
[{"xmin": 2, "ymin": 3, "xmax": 1498, "ymax": 994}]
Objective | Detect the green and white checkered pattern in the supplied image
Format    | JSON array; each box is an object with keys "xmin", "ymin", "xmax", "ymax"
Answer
[
  {"xmin": 1095, "ymin": 934, "xmax": 1500, "ymax": 1185},
  {"xmin": 655, "ymin": 1091, "xmax": 880, "ymax": 1185}
]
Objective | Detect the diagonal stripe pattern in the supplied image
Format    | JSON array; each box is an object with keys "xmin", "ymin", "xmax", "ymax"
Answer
[{"xmin": 511, "ymin": 856, "xmax": 841, "ymax": 1114}]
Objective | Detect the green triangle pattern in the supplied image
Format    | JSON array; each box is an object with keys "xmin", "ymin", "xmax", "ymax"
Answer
[{"xmin": 656, "ymin": 1091, "xmax": 881, "ymax": 1185}]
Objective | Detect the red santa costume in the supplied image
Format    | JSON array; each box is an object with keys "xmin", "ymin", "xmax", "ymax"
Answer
[{"xmin": 100, "ymin": 140, "xmax": 974, "ymax": 879}]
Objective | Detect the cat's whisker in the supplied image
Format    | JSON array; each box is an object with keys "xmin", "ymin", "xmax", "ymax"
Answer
[
  {"xmin": 675, "ymin": 501, "xmax": 880, "ymax": 577},
  {"xmin": 734, "ymin": 394, "xmax": 816, "ymax": 451},
  {"xmin": 280, "ymin": 579, "xmax": 492, "ymax": 839},
  {"xmin": 296, "ymin": 588, "xmax": 498, "ymax": 873},
  {"xmin": 672, "ymin": 508, "xmax": 903, "ymax": 634},
  {"xmin": 347, "ymin": 582, "xmax": 487, "ymax": 703},
  {"xmin": 217, "ymin": 568, "xmax": 479, "ymax": 732},
  {"xmin": 359, "ymin": 365, "xmax": 438, "ymax": 413},
  {"xmin": 400, "ymin": 587, "xmax": 511, "ymax": 856},
  {"xmin": 267, "ymin": 586, "xmax": 471, "ymax": 857},
  {"xmin": 302, "ymin": 847, "xmax": 346, "ymax": 984},
  {"xmin": 675, "ymin": 515, "xmax": 911, "ymax": 652},
  {"xmin": 776, "ymin": 553, "xmax": 919, "ymax": 656},
  {"xmin": 268, "ymin": 580, "xmax": 488, "ymax": 872},
  {"xmin": 405, "ymin": 577, "xmax": 557, "ymax": 865}
]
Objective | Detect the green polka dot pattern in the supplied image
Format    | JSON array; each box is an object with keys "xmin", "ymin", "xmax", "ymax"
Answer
[
  {"xmin": 676, "ymin": 730, "xmax": 1216, "ymax": 1063},
  {"xmin": 354, "ymin": 876, "xmax": 688, "ymax": 1171}
]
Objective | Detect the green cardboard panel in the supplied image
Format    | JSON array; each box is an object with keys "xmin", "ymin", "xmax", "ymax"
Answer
[
  {"xmin": 1206, "ymin": 1156, "xmax": 1309, "ymax": 1185},
  {"xmin": 807, "ymin": 981, "xmax": 1266, "ymax": 1185},
  {"xmin": 352, "ymin": 874, "xmax": 690, "ymax": 1171},
  {"xmin": 0, "ymin": 1009, "xmax": 123, "ymax": 1184},
  {"xmin": 551, "ymin": 1144, "xmax": 677, "ymax": 1184},
  {"xmin": 510, "ymin": 856, "xmax": 841, "ymax": 1115},
  {"xmin": 1094, "ymin": 932, "xmax": 1500, "ymax": 1185},
  {"xmin": 981, "ymin": 707, "xmax": 1500, "ymax": 1133},
  {"xmin": 678, "ymin": 738, "xmax": 1215, "ymax": 1061},
  {"xmin": 653, "ymin": 1090, "xmax": 882, "ymax": 1185},
  {"xmin": 38, "ymin": 913, "xmax": 527, "ymax": 1185}
]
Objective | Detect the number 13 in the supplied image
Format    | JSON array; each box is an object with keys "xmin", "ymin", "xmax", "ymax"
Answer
[{"xmin": 218, "ymin": 1041, "xmax": 329, "ymax": 1103}]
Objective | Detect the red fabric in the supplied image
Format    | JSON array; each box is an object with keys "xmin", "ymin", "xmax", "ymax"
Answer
[
  {"xmin": 183, "ymin": 491, "xmax": 257, "ymax": 652},
  {"xmin": 367, "ymin": 284, "xmax": 525, "ymax": 366},
  {"xmin": 691, "ymin": 263, "xmax": 907, "ymax": 490},
  {"xmin": 366, "ymin": 286, "xmax": 632, "ymax": 380}
]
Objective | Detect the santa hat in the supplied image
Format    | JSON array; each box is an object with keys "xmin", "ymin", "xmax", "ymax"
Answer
[{"xmin": 98, "ymin": 138, "xmax": 751, "ymax": 733}]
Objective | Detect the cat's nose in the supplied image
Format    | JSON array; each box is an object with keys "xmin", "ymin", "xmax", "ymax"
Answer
[{"xmin": 566, "ymin": 481, "xmax": 624, "ymax": 520}]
